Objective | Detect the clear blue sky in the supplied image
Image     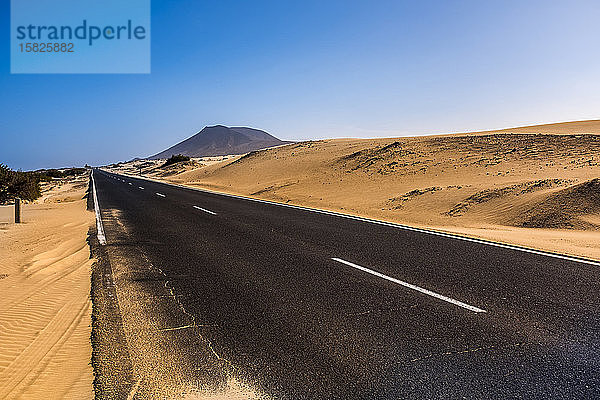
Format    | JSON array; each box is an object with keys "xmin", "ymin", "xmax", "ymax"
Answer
[{"xmin": 2, "ymin": 0, "xmax": 599, "ymax": 170}]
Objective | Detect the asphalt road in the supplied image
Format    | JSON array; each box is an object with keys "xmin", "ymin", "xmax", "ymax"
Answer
[{"xmin": 92, "ymin": 169, "xmax": 600, "ymax": 399}]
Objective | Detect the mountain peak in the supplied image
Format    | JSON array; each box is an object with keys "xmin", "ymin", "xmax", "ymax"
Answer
[
  {"xmin": 204, "ymin": 124, "xmax": 229, "ymax": 130},
  {"xmin": 149, "ymin": 125, "xmax": 292, "ymax": 159}
]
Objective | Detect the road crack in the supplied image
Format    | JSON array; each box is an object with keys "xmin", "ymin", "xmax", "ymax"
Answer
[{"xmin": 410, "ymin": 342, "xmax": 527, "ymax": 363}]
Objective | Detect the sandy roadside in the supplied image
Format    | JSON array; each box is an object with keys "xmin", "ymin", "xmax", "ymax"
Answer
[{"xmin": 0, "ymin": 176, "xmax": 94, "ymax": 399}]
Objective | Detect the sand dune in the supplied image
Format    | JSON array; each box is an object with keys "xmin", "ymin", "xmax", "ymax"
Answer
[
  {"xmin": 512, "ymin": 178, "xmax": 600, "ymax": 229},
  {"xmin": 0, "ymin": 175, "xmax": 94, "ymax": 400},
  {"xmin": 462, "ymin": 119, "xmax": 600, "ymax": 135},
  {"xmin": 111, "ymin": 121, "xmax": 600, "ymax": 261}
]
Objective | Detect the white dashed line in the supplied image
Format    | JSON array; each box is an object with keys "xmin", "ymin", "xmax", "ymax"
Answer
[
  {"xmin": 156, "ymin": 193, "xmax": 166, "ymax": 197},
  {"xmin": 193, "ymin": 205, "xmax": 217, "ymax": 215},
  {"xmin": 128, "ymin": 182, "xmax": 132, "ymax": 185},
  {"xmin": 139, "ymin": 186, "xmax": 144, "ymax": 190},
  {"xmin": 331, "ymin": 258, "xmax": 486, "ymax": 313}
]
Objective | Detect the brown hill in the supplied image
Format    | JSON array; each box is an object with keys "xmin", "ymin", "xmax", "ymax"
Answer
[{"xmin": 149, "ymin": 125, "xmax": 292, "ymax": 159}]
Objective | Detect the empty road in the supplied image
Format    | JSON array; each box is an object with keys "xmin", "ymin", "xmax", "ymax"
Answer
[{"xmin": 91, "ymin": 169, "xmax": 600, "ymax": 399}]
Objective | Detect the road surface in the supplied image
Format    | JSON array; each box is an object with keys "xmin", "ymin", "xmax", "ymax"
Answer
[{"xmin": 91, "ymin": 169, "xmax": 600, "ymax": 399}]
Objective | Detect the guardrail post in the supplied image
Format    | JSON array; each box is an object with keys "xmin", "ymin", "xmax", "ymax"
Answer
[{"xmin": 15, "ymin": 197, "xmax": 21, "ymax": 223}]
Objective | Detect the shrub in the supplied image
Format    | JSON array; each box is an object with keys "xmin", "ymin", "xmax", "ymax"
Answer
[
  {"xmin": 34, "ymin": 167, "xmax": 87, "ymax": 181},
  {"xmin": 0, "ymin": 164, "xmax": 42, "ymax": 203},
  {"xmin": 62, "ymin": 167, "xmax": 86, "ymax": 176},
  {"xmin": 161, "ymin": 154, "xmax": 190, "ymax": 168}
]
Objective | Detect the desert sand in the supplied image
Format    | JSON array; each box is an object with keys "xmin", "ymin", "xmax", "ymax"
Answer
[
  {"xmin": 111, "ymin": 120, "xmax": 600, "ymax": 261},
  {"xmin": 462, "ymin": 119, "xmax": 600, "ymax": 135},
  {"xmin": 0, "ymin": 175, "xmax": 94, "ymax": 399}
]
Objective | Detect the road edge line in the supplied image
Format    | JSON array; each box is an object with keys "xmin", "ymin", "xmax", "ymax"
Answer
[{"xmin": 91, "ymin": 170, "xmax": 107, "ymax": 245}]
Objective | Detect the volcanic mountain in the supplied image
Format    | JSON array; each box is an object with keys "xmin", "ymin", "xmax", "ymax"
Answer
[{"xmin": 149, "ymin": 125, "xmax": 293, "ymax": 159}]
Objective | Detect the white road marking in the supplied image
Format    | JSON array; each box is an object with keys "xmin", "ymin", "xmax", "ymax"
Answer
[
  {"xmin": 156, "ymin": 192, "xmax": 166, "ymax": 197},
  {"xmin": 91, "ymin": 171, "xmax": 107, "ymax": 245},
  {"xmin": 128, "ymin": 182, "xmax": 132, "ymax": 185},
  {"xmin": 193, "ymin": 205, "xmax": 217, "ymax": 215},
  {"xmin": 331, "ymin": 258, "xmax": 487, "ymax": 313},
  {"xmin": 138, "ymin": 186, "xmax": 144, "ymax": 190},
  {"xmin": 104, "ymin": 171, "xmax": 600, "ymax": 267}
]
